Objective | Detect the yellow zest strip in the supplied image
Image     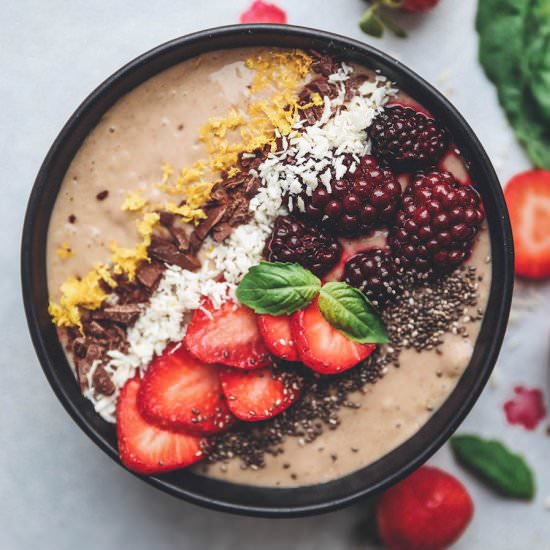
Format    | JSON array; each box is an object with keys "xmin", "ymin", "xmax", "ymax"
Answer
[
  {"xmin": 50, "ymin": 50, "xmax": 312, "ymax": 328},
  {"xmin": 55, "ymin": 242, "xmax": 75, "ymax": 260}
]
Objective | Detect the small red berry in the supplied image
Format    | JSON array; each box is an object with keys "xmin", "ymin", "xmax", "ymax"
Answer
[
  {"xmin": 369, "ymin": 105, "xmax": 448, "ymax": 169},
  {"xmin": 264, "ymin": 216, "xmax": 342, "ymax": 276}
]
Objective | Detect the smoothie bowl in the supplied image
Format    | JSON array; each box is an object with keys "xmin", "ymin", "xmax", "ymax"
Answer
[{"xmin": 22, "ymin": 25, "xmax": 513, "ymax": 516}]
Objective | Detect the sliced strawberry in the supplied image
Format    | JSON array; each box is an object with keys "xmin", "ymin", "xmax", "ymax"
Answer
[
  {"xmin": 219, "ymin": 366, "xmax": 301, "ymax": 422},
  {"xmin": 257, "ymin": 314, "xmax": 299, "ymax": 361},
  {"xmin": 137, "ymin": 344, "xmax": 234, "ymax": 435},
  {"xmin": 504, "ymin": 170, "xmax": 550, "ymax": 279},
  {"xmin": 291, "ymin": 298, "xmax": 376, "ymax": 374},
  {"xmin": 184, "ymin": 298, "xmax": 271, "ymax": 370},
  {"xmin": 117, "ymin": 378, "xmax": 204, "ymax": 475}
]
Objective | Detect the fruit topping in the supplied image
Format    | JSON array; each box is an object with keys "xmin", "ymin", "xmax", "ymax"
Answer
[
  {"xmin": 291, "ymin": 298, "xmax": 376, "ymax": 374},
  {"xmin": 389, "ymin": 169, "xmax": 484, "ymax": 276},
  {"xmin": 343, "ymin": 248, "xmax": 401, "ymax": 307},
  {"xmin": 377, "ymin": 466, "xmax": 473, "ymax": 550},
  {"xmin": 219, "ymin": 366, "xmax": 302, "ymax": 422},
  {"xmin": 137, "ymin": 344, "xmax": 234, "ymax": 435},
  {"xmin": 401, "ymin": 0, "xmax": 440, "ymax": 13},
  {"xmin": 239, "ymin": 1, "xmax": 287, "ymax": 24},
  {"xmin": 369, "ymin": 105, "xmax": 449, "ymax": 169},
  {"xmin": 257, "ymin": 314, "xmax": 299, "ymax": 361},
  {"xmin": 117, "ymin": 378, "xmax": 204, "ymax": 474},
  {"xmin": 184, "ymin": 298, "xmax": 271, "ymax": 370},
  {"xmin": 295, "ymin": 155, "xmax": 402, "ymax": 236},
  {"xmin": 504, "ymin": 170, "xmax": 550, "ymax": 279},
  {"xmin": 263, "ymin": 215, "xmax": 342, "ymax": 277}
]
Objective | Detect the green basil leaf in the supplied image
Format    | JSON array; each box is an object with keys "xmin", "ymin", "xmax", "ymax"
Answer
[
  {"xmin": 318, "ymin": 282, "xmax": 388, "ymax": 344},
  {"xmin": 236, "ymin": 262, "xmax": 321, "ymax": 315},
  {"xmin": 450, "ymin": 434, "xmax": 535, "ymax": 500}
]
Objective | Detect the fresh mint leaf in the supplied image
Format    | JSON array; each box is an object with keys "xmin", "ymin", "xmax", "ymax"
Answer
[
  {"xmin": 236, "ymin": 262, "xmax": 321, "ymax": 315},
  {"xmin": 450, "ymin": 434, "xmax": 535, "ymax": 500},
  {"xmin": 318, "ymin": 282, "xmax": 388, "ymax": 344}
]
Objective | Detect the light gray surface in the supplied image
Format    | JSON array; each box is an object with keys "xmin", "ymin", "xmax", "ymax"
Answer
[{"xmin": 2, "ymin": 1, "xmax": 549, "ymax": 549}]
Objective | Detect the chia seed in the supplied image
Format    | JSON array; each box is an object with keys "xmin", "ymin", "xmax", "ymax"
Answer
[{"xmin": 203, "ymin": 265, "xmax": 482, "ymax": 470}]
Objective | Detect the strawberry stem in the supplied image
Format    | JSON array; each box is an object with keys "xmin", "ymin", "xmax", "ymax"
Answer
[{"xmin": 359, "ymin": 0, "xmax": 408, "ymax": 39}]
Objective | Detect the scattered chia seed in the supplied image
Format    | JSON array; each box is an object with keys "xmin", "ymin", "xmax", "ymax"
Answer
[{"xmin": 203, "ymin": 265, "xmax": 482, "ymax": 470}]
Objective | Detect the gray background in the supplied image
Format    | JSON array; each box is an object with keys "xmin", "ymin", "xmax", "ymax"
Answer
[{"xmin": 2, "ymin": 1, "xmax": 549, "ymax": 548}]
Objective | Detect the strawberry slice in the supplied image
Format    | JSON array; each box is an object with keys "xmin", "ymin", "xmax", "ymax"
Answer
[
  {"xmin": 184, "ymin": 298, "xmax": 271, "ymax": 370},
  {"xmin": 117, "ymin": 378, "xmax": 204, "ymax": 475},
  {"xmin": 137, "ymin": 344, "xmax": 234, "ymax": 435},
  {"xmin": 219, "ymin": 366, "xmax": 301, "ymax": 422},
  {"xmin": 257, "ymin": 314, "xmax": 299, "ymax": 361},
  {"xmin": 291, "ymin": 298, "xmax": 376, "ymax": 374},
  {"xmin": 504, "ymin": 170, "xmax": 550, "ymax": 279}
]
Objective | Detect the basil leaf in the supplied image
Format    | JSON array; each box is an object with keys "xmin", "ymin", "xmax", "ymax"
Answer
[
  {"xmin": 236, "ymin": 262, "xmax": 321, "ymax": 315},
  {"xmin": 318, "ymin": 282, "xmax": 388, "ymax": 344},
  {"xmin": 450, "ymin": 434, "xmax": 535, "ymax": 500},
  {"xmin": 476, "ymin": 0, "xmax": 550, "ymax": 168}
]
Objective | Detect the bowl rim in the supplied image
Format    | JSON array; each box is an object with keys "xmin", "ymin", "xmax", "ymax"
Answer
[{"xmin": 21, "ymin": 23, "xmax": 514, "ymax": 518}]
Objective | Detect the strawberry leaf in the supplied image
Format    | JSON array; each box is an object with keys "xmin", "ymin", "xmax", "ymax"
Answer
[
  {"xmin": 450, "ymin": 434, "xmax": 535, "ymax": 500},
  {"xmin": 236, "ymin": 262, "xmax": 321, "ymax": 315},
  {"xmin": 318, "ymin": 282, "xmax": 388, "ymax": 344}
]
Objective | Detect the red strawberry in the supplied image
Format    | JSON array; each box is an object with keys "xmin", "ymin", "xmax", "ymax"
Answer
[
  {"xmin": 184, "ymin": 298, "xmax": 272, "ymax": 370},
  {"xmin": 257, "ymin": 314, "xmax": 299, "ymax": 361},
  {"xmin": 219, "ymin": 366, "xmax": 301, "ymax": 421},
  {"xmin": 291, "ymin": 298, "xmax": 376, "ymax": 374},
  {"xmin": 401, "ymin": 0, "xmax": 439, "ymax": 13},
  {"xmin": 117, "ymin": 378, "xmax": 204, "ymax": 475},
  {"xmin": 239, "ymin": 1, "xmax": 287, "ymax": 24},
  {"xmin": 377, "ymin": 466, "xmax": 474, "ymax": 550},
  {"xmin": 137, "ymin": 344, "xmax": 234, "ymax": 436},
  {"xmin": 504, "ymin": 170, "xmax": 550, "ymax": 279}
]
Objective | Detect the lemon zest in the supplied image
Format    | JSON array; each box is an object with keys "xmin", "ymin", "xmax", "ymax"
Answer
[{"xmin": 55, "ymin": 242, "xmax": 75, "ymax": 260}]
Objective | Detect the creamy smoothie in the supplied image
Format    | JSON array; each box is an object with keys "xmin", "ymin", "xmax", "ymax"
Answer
[{"xmin": 46, "ymin": 47, "xmax": 491, "ymax": 487}]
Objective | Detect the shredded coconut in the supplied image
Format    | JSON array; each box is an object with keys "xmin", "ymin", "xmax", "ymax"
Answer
[{"xmin": 85, "ymin": 63, "xmax": 395, "ymax": 421}]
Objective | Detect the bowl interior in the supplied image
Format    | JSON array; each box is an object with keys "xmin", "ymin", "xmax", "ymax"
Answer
[{"xmin": 21, "ymin": 25, "xmax": 514, "ymax": 517}]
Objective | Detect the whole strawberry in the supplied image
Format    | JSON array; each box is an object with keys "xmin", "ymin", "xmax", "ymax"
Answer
[{"xmin": 377, "ymin": 466, "xmax": 474, "ymax": 550}]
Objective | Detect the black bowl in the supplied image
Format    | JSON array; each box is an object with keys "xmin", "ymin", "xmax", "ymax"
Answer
[{"xmin": 21, "ymin": 25, "xmax": 514, "ymax": 517}]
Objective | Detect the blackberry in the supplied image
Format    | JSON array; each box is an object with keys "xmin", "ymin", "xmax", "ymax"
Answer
[
  {"xmin": 369, "ymin": 105, "xmax": 449, "ymax": 168},
  {"xmin": 343, "ymin": 248, "xmax": 401, "ymax": 307},
  {"xmin": 388, "ymin": 169, "xmax": 485, "ymax": 277},
  {"xmin": 264, "ymin": 216, "xmax": 342, "ymax": 277},
  {"xmin": 296, "ymin": 155, "xmax": 402, "ymax": 236}
]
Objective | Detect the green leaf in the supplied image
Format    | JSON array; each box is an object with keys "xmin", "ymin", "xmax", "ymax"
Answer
[
  {"xmin": 450, "ymin": 434, "xmax": 535, "ymax": 500},
  {"xmin": 318, "ymin": 282, "xmax": 388, "ymax": 344},
  {"xmin": 359, "ymin": 6, "xmax": 385, "ymax": 38},
  {"xmin": 476, "ymin": 0, "xmax": 550, "ymax": 168},
  {"xmin": 236, "ymin": 262, "xmax": 321, "ymax": 315}
]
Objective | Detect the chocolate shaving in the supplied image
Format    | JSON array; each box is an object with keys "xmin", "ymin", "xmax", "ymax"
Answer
[
  {"xmin": 149, "ymin": 236, "xmax": 201, "ymax": 271},
  {"xmin": 96, "ymin": 190, "xmax": 109, "ymax": 201},
  {"xmin": 136, "ymin": 261, "xmax": 164, "ymax": 290},
  {"xmin": 158, "ymin": 211, "xmax": 175, "ymax": 227},
  {"xmin": 168, "ymin": 226, "xmax": 190, "ymax": 252},
  {"xmin": 92, "ymin": 365, "xmax": 116, "ymax": 396},
  {"xmin": 211, "ymin": 223, "xmax": 233, "ymax": 243},
  {"xmin": 194, "ymin": 205, "xmax": 227, "ymax": 241},
  {"xmin": 309, "ymin": 50, "xmax": 340, "ymax": 76},
  {"xmin": 92, "ymin": 304, "xmax": 141, "ymax": 325}
]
